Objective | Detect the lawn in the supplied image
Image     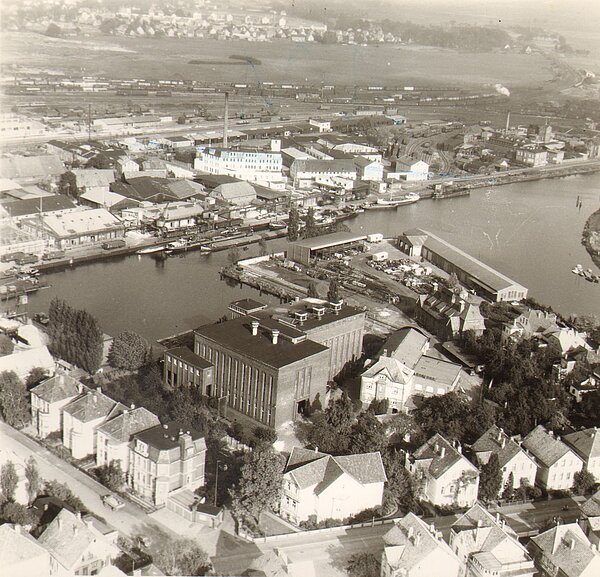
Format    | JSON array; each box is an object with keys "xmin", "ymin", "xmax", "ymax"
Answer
[{"xmin": 2, "ymin": 32, "xmax": 555, "ymax": 88}]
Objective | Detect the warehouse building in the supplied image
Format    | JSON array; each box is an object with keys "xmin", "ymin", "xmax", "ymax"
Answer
[{"xmin": 288, "ymin": 231, "xmax": 367, "ymax": 265}]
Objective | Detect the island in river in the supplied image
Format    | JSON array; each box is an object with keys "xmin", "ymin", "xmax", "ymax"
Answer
[{"xmin": 582, "ymin": 207, "xmax": 600, "ymax": 268}]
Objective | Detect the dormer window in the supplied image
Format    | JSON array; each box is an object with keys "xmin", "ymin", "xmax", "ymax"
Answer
[{"xmin": 136, "ymin": 440, "xmax": 148, "ymax": 456}]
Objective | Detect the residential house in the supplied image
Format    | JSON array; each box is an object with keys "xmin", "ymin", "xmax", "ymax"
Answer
[
  {"xmin": 527, "ymin": 523, "xmax": 600, "ymax": 577},
  {"xmin": 0, "ymin": 346, "xmax": 55, "ymax": 381},
  {"xmin": 563, "ymin": 428, "xmax": 600, "ymax": 482},
  {"xmin": 392, "ymin": 156, "xmax": 429, "ymax": 181},
  {"xmin": 280, "ymin": 447, "xmax": 386, "ymax": 524},
  {"xmin": 30, "ymin": 373, "xmax": 86, "ymax": 439},
  {"xmin": 416, "ymin": 287, "xmax": 486, "ymax": 341},
  {"xmin": 569, "ymin": 371, "xmax": 600, "ymax": 403},
  {"xmin": 406, "ymin": 433, "xmax": 480, "ymax": 508},
  {"xmin": 449, "ymin": 504, "xmax": 535, "ymax": 577},
  {"xmin": 516, "ymin": 147, "xmax": 547, "ymax": 167},
  {"xmin": 38, "ymin": 508, "xmax": 120, "ymax": 576},
  {"xmin": 62, "ymin": 389, "xmax": 126, "ymax": 460},
  {"xmin": 308, "ymin": 118, "xmax": 331, "ymax": 133},
  {"xmin": 381, "ymin": 512, "xmax": 461, "ymax": 577},
  {"xmin": 503, "ymin": 308, "xmax": 558, "ymax": 339},
  {"xmin": 360, "ymin": 327, "xmax": 462, "ymax": 413},
  {"xmin": 21, "ymin": 207, "xmax": 126, "ymax": 250},
  {"xmin": 472, "ymin": 425, "xmax": 538, "ymax": 495},
  {"xmin": 542, "ymin": 326, "xmax": 591, "ymax": 356},
  {"xmin": 580, "ymin": 490, "xmax": 600, "ymax": 546},
  {"xmin": 0, "ymin": 524, "xmax": 53, "ymax": 577},
  {"xmin": 522, "ymin": 425, "xmax": 583, "ymax": 491},
  {"xmin": 163, "ymin": 347, "xmax": 214, "ymax": 390},
  {"xmin": 128, "ymin": 421, "xmax": 207, "ymax": 506},
  {"xmin": 95, "ymin": 406, "xmax": 160, "ymax": 474}
]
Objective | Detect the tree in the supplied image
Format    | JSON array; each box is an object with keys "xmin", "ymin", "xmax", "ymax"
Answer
[
  {"xmin": 153, "ymin": 537, "xmax": 211, "ymax": 576},
  {"xmin": 448, "ymin": 272, "xmax": 461, "ymax": 293},
  {"xmin": 307, "ymin": 281, "xmax": 319, "ymax": 299},
  {"xmin": 573, "ymin": 469, "xmax": 596, "ymax": 496},
  {"xmin": 108, "ymin": 331, "xmax": 149, "ymax": 370},
  {"xmin": 177, "ymin": 115, "xmax": 187, "ymax": 125},
  {"xmin": 25, "ymin": 457, "xmax": 41, "ymax": 505},
  {"xmin": 0, "ymin": 461, "xmax": 18, "ymax": 503},
  {"xmin": 25, "ymin": 367, "xmax": 49, "ymax": 390},
  {"xmin": 43, "ymin": 480, "xmax": 85, "ymax": 512},
  {"xmin": 288, "ymin": 206, "xmax": 300, "ymax": 242},
  {"xmin": 501, "ymin": 472, "xmax": 515, "ymax": 501},
  {"xmin": 327, "ymin": 278, "xmax": 340, "ymax": 302},
  {"xmin": 95, "ymin": 460, "xmax": 125, "ymax": 492},
  {"xmin": 304, "ymin": 207, "xmax": 318, "ymax": 238},
  {"xmin": 87, "ymin": 154, "xmax": 112, "ymax": 169},
  {"xmin": 0, "ymin": 371, "xmax": 30, "ymax": 428},
  {"xmin": 368, "ymin": 398, "xmax": 389, "ymax": 416},
  {"xmin": 251, "ymin": 426, "xmax": 277, "ymax": 449},
  {"xmin": 0, "ymin": 501, "xmax": 36, "ymax": 525},
  {"xmin": 45, "ymin": 23, "xmax": 62, "ymax": 37},
  {"xmin": 0, "ymin": 335, "xmax": 14, "ymax": 356},
  {"xmin": 58, "ymin": 171, "xmax": 78, "ymax": 199},
  {"xmin": 258, "ymin": 238, "xmax": 268, "ymax": 257},
  {"xmin": 347, "ymin": 552, "xmax": 381, "ymax": 577},
  {"xmin": 349, "ymin": 410, "xmax": 387, "ymax": 454},
  {"xmin": 478, "ymin": 453, "xmax": 502, "ymax": 502},
  {"xmin": 229, "ymin": 449, "xmax": 284, "ymax": 529},
  {"xmin": 383, "ymin": 449, "xmax": 415, "ymax": 512}
]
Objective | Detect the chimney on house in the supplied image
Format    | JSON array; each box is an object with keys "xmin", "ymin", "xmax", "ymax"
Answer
[
  {"xmin": 440, "ymin": 447, "xmax": 446, "ymax": 458},
  {"xmin": 223, "ymin": 91, "xmax": 229, "ymax": 148},
  {"xmin": 271, "ymin": 139, "xmax": 281, "ymax": 152},
  {"xmin": 497, "ymin": 429, "xmax": 503, "ymax": 442},
  {"xmin": 457, "ymin": 443, "xmax": 462, "ymax": 454},
  {"xmin": 382, "ymin": 348, "xmax": 388, "ymax": 358},
  {"xmin": 130, "ymin": 403, "xmax": 135, "ymax": 410},
  {"xmin": 96, "ymin": 386, "xmax": 102, "ymax": 394},
  {"xmin": 56, "ymin": 517, "xmax": 62, "ymax": 530},
  {"xmin": 271, "ymin": 329, "xmax": 280, "ymax": 345},
  {"xmin": 414, "ymin": 533, "xmax": 421, "ymax": 546},
  {"xmin": 251, "ymin": 320, "xmax": 260, "ymax": 336},
  {"xmin": 570, "ymin": 538, "xmax": 576, "ymax": 551},
  {"xmin": 407, "ymin": 526, "xmax": 414, "ymax": 539},
  {"xmin": 77, "ymin": 383, "xmax": 83, "ymax": 394},
  {"xmin": 495, "ymin": 513, "xmax": 500, "ymax": 524},
  {"xmin": 501, "ymin": 438, "xmax": 506, "ymax": 449},
  {"xmin": 476, "ymin": 519, "xmax": 483, "ymax": 542},
  {"xmin": 14, "ymin": 524, "xmax": 21, "ymax": 534},
  {"xmin": 331, "ymin": 300, "xmax": 343, "ymax": 314}
]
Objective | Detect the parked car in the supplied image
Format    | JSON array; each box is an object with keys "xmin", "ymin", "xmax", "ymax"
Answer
[{"xmin": 102, "ymin": 494, "xmax": 125, "ymax": 510}]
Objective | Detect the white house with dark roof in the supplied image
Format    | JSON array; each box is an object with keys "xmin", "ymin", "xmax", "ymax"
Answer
[
  {"xmin": 280, "ymin": 447, "xmax": 386, "ymax": 524},
  {"xmin": 30, "ymin": 373, "xmax": 86, "ymax": 439},
  {"xmin": 38, "ymin": 508, "xmax": 120, "ymax": 576},
  {"xmin": 391, "ymin": 156, "xmax": 429, "ymax": 181},
  {"xmin": 527, "ymin": 523, "xmax": 600, "ymax": 577},
  {"xmin": 95, "ymin": 406, "xmax": 160, "ymax": 473},
  {"xmin": 450, "ymin": 504, "xmax": 535, "ymax": 577},
  {"xmin": 563, "ymin": 428, "xmax": 600, "ymax": 482},
  {"xmin": 381, "ymin": 512, "xmax": 460, "ymax": 577},
  {"xmin": 522, "ymin": 425, "xmax": 583, "ymax": 491},
  {"xmin": 472, "ymin": 425, "xmax": 538, "ymax": 496},
  {"xmin": 407, "ymin": 433, "xmax": 480, "ymax": 508},
  {"xmin": 62, "ymin": 389, "xmax": 126, "ymax": 460},
  {"xmin": 581, "ymin": 490, "xmax": 600, "ymax": 546},
  {"xmin": 0, "ymin": 523, "xmax": 53, "ymax": 577},
  {"xmin": 360, "ymin": 327, "xmax": 462, "ymax": 414}
]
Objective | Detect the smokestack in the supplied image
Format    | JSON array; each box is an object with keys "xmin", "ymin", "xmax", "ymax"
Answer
[
  {"xmin": 223, "ymin": 91, "xmax": 229, "ymax": 148},
  {"xmin": 271, "ymin": 329, "xmax": 280, "ymax": 345},
  {"xmin": 505, "ymin": 110, "xmax": 510, "ymax": 132},
  {"xmin": 251, "ymin": 320, "xmax": 259, "ymax": 336}
]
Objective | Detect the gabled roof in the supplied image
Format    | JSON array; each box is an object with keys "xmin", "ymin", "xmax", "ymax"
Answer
[
  {"xmin": 412, "ymin": 433, "xmax": 477, "ymax": 479},
  {"xmin": 63, "ymin": 390, "xmax": 125, "ymax": 423},
  {"xmin": 211, "ymin": 181, "xmax": 256, "ymax": 201},
  {"xmin": 395, "ymin": 155, "xmax": 428, "ymax": 170},
  {"xmin": 522, "ymin": 425, "xmax": 580, "ymax": 468},
  {"xmin": 166, "ymin": 179, "xmax": 206, "ymax": 199},
  {"xmin": 472, "ymin": 425, "xmax": 536, "ymax": 469},
  {"xmin": 361, "ymin": 356, "xmax": 414, "ymax": 385},
  {"xmin": 563, "ymin": 428, "xmax": 600, "ymax": 461},
  {"xmin": 292, "ymin": 158, "xmax": 356, "ymax": 174},
  {"xmin": 38, "ymin": 509, "xmax": 107, "ymax": 570},
  {"xmin": 528, "ymin": 523, "xmax": 600, "ymax": 577},
  {"xmin": 31, "ymin": 373, "xmax": 85, "ymax": 404},
  {"xmin": 582, "ymin": 490, "xmax": 600, "ymax": 518},
  {"xmin": 379, "ymin": 327, "xmax": 429, "ymax": 369},
  {"xmin": 95, "ymin": 407, "xmax": 160, "ymax": 443},
  {"xmin": 284, "ymin": 447, "xmax": 386, "ymax": 491},
  {"xmin": 0, "ymin": 524, "xmax": 49, "ymax": 570},
  {"xmin": 79, "ymin": 188, "xmax": 129, "ymax": 208},
  {"xmin": 383, "ymin": 513, "xmax": 454, "ymax": 572},
  {"xmin": 0, "ymin": 155, "xmax": 64, "ymax": 180},
  {"xmin": 0, "ymin": 194, "xmax": 76, "ymax": 218},
  {"xmin": 71, "ymin": 168, "xmax": 116, "ymax": 189}
]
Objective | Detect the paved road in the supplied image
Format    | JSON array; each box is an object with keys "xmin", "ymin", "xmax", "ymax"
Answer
[{"xmin": 0, "ymin": 421, "xmax": 174, "ymax": 541}]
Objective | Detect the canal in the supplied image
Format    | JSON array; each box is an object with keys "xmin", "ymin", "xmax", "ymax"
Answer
[{"xmin": 18, "ymin": 172, "xmax": 600, "ymax": 341}]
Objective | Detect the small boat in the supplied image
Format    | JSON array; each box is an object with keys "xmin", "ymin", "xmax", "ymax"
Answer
[
  {"xmin": 135, "ymin": 245, "xmax": 165, "ymax": 255},
  {"xmin": 166, "ymin": 239, "xmax": 188, "ymax": 250},
  {"xmin": 200, "ymin": 245, "xmax": 212, "ymax": 253},
  {"xmin": 365, "ymin": 192, "xmax": 420, "ymax": 210}
]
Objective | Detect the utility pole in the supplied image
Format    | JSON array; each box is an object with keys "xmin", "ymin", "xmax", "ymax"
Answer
[
  {"xmin": 88, "ymin": 104, "xmax": 92, "ymax": 143},
  {"xmin": 223, "ymin": 91, "xmax": 229, "ymax": 148}
]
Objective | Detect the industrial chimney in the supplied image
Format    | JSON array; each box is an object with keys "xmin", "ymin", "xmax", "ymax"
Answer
[{"xmin": 223, "ymin": 91, "xmax": 229, "ymax": 148}]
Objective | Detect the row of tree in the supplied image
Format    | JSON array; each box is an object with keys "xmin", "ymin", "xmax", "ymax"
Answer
[{"xmin": 48, "ymin": 298, "xmax": 104, "ymax": 373}]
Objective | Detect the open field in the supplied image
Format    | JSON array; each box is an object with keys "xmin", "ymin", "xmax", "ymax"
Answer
[{"xmin": 1, "ymin": 32, "xmax": 556, "ymax": 88}]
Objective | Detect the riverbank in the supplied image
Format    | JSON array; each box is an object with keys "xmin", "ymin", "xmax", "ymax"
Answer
[{"xmin": 582, "ymin": 207, "xmax": 600, "ymax": 269}]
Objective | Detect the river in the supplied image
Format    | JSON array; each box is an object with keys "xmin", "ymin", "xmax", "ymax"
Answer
[{"xmin": 16, "ymin": 173, "xmax": 600, "ymax": 342}]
